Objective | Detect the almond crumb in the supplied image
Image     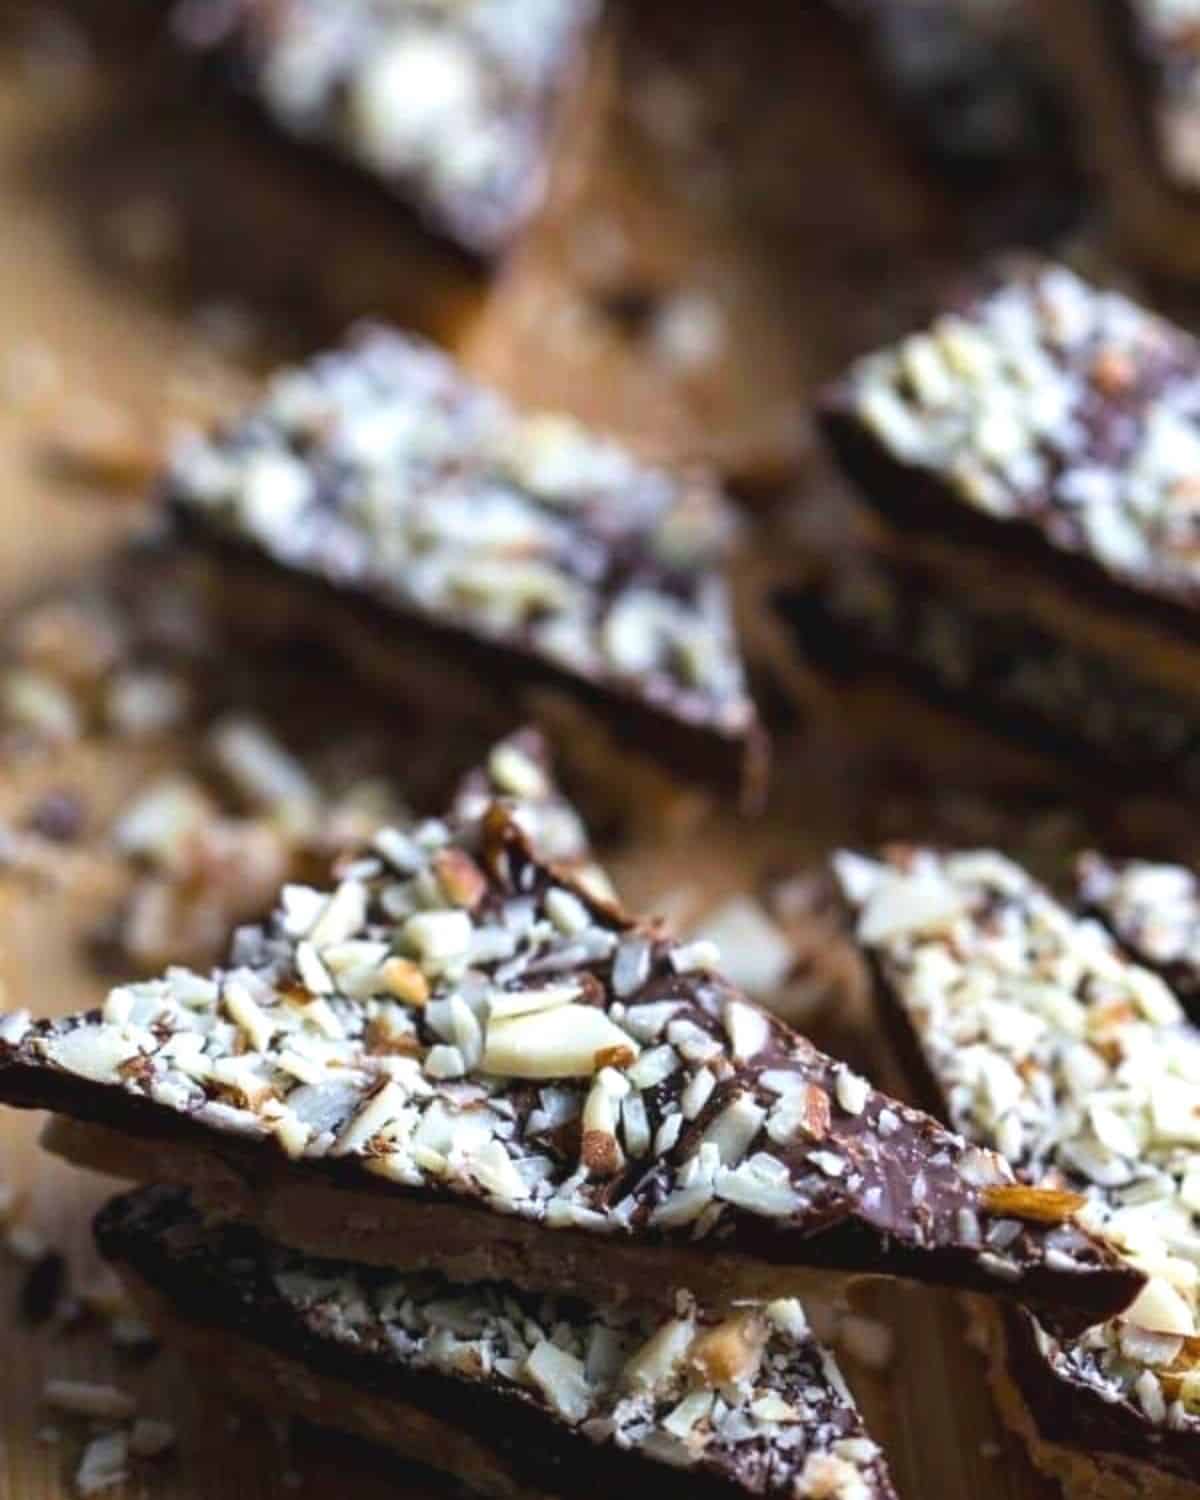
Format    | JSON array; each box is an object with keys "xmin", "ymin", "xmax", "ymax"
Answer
[{"xmin": 380, "ymin": 956, "xmax": 430, "ymax": 1006}]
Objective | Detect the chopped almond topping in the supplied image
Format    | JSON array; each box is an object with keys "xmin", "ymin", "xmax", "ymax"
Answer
[
  {"xmin": 380, "ymin": 957, "xmax": 430, "ymax": 1006},
  {"xmin": 688, "ymin": 1311, "xmax": 768, "ymax": 1389},
  {"xmin": 433, "ymin": 848, "xmax": 488, "ymax": 910}
]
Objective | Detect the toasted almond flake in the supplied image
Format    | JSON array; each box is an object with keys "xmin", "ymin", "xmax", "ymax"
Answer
[
  {"xmin": 670, "ymin": 940, "xmax": 720, "ymax": 975},
  {"xmin": 488, "ymin": 742, "xmax": 549, "ymax": 800},
  {"xmin": 979, "ymin": 1184, "xmax": 1085, "ymax": 1224},
  {"xmin": 834, "ymin": 1067, "xmax": 869, "ymax": 1117},
  {"xmin": 294, "ymin": 942, "xmax": 334, "ymax": 996},
  {"xmin": 45, "ymin": 1025, "xmax": 138, "ymax": 1085},
  {"xmin": 1125, "ymin": 1275, "xmax": 1197, "ymax": 1337},
  {"xmin": 625, "ymin": 1044, "xmax": 679, "ymax": 1091},
  {"xmin": 545, "ymin": 887, "xmax": 592, "ymax": 937},
  {"xmin": 662, "ymin": 1388, "xmax": 714, "ymax": 1439},
  {"xmin": 524, "ymin": 1339, "xmax": 591, "ymax": 1424},
  {"xmin": 483, "ymin": 1005, "xmax": 639, "ymax": 1079},
  {"xmin": 468, "ymin": 1139, "xmax": 527, "ymax": 1202},
  {"xmin": 688, "ymin": 1310, "xmax": 767, "ymax": 1388},
  {"xmin": 424, "ymin": 1044, "xmax": 467, "ymax": 1079},
  {"xmin": 702, "ymin": 1094, "xmax": 766, "ymax": 1167},
  {"xmin": 723, "ymin": 999, "xmax": 770, "ymax": 1061},
  {"xmin": 765, "ymin": 1298, "xmax": 809, "ymax": 1339},
  {"xmin": 621, "ymin": 1316, "xmax": 695, "ymax": 1394},
  {"xmin": 680, "ymin": 1067, "xmax": 716, "ymax": 1121},
  {"xmin": 308, "ymin": 880, "xmax": 369, "ymax": 948},
  {"xmin": 380, "ymin": 956, "xmax": 430, "ymax": 1006},
  {"xmin": 715, "ymin": 1155, "xmax": 802, "ymax": 1217},
  {"xmin": 750, "ymin": 1393, "xmax": 798, "ymax": 1422},
  {"xmin": 403, "ymin": 909, "xmax": 473, "ymax": 970},
  {"xmin": 274, "ymin": 1112, "xmax": 312, "ymax": 1158},
  {"xmin": 621, "ymin": 1094, "xmax": 651, "ymax": 1157},
  {"xmin": 223, "ymin": 979, "xmax": 276, "ymax": 1053},
  {"xmin": 489, "ymin": 982, "xmax": 580, "ymax": 1020},
  {"xmin": 432, "ymin": 848, "xmax": 487, "ymax": 910},
  {"xmin": 334, "ymin": 1080, "xmax": 407, "ymax": 1156}
]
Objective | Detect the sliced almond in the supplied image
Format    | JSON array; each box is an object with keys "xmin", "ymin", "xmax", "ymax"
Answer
[
  {"xmin": 380, "ymin": 957, "xmax": 430, "ymax": 1006},
  {"xmin": 1125, "ymin": 1276, "xmax": 1198, "ymax": 1337},
  {"xmin": 621, "ymin": 1316, "xmax": 695, "ymax": 1395},
  {"xmin": 432, "ymin": 848, "xmax": 487, "ymax": 910},
  {"xmin": 482, "ymin": 1005, "xmax": 639, "ymax": 1079},
  {"xmin": 524, "ymin": 1340, "xmax": 592, "ymax": 1424}
]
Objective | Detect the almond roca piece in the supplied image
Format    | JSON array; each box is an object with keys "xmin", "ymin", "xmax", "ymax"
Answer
[
  {"xmin": 168, "ymin": 0, "xmax": 598, "ymax": 258},
  {"xmin": 161, "ymin": 327, "xmax": 766, "ymax": 805},
  {"xmin": 799, "ymin": 260, "xmax": 1200, "ymax": 789},
  {"xmin": 97, "ymin": 1185, "xmax": 898, "ymax": 1500},
  {"xmin": 0, "ymin": 797, "xmax": 1139, "ymax": 1327},
  {"xmin": 836, "ymin": 846, "xmax": 1200, "ymax": 1500}
]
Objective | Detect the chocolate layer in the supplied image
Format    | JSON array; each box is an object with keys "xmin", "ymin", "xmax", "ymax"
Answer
[
  {"xmin": 97, "ymin": 1186, "xmax": 897, "ymax": 1500},
  {"xmin": 0, "ymin": 797, "xmax": 1138, "ymax": 1326}
]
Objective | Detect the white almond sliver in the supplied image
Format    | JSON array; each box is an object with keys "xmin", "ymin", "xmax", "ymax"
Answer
[
  {"xmin": 723, "ymin": 999, "xmax": 770, "ymax": 1061},
  {"xmin": 45, "ymin": 1025, "xmax": 139, "ymax": 1085},
  {"xmin": 621, "ymin": 1317, "xmax": 694, "ymax": 1394},
  {"xmin": 524, "ymin": 1339, "xmax": 592, "ymax": 1424},
  {"xmin": 1124, "ymin": 1275, "xmax": 1197, "ymax": 1337},
  {"xmin": 858, "ymin": 869, "xmax": 963, "ymax": 944}
]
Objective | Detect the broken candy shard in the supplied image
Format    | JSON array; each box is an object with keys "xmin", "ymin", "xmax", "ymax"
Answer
[{"xmin": 0, "ymin": 797, "xmax": 1140, "ymax": 1327}]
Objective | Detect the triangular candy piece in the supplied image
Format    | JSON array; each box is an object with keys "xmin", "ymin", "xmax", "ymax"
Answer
[{"xmin": 0, "ymin": 805, "xmax": 1139, "ymax": 1328}]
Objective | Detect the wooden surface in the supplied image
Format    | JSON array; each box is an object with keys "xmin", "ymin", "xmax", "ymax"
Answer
[{"xmin": 0, "ymin": 5, "xmax": 1120, "ymax": 1498}]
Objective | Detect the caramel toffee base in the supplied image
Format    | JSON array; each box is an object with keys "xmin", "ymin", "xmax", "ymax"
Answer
[{"xmin": 776, "ymin": 546, "xmax": 1200, "ymax": 790}]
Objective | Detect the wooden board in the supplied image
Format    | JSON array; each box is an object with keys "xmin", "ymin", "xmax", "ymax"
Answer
[{"xmin": 0, "ymin": 5, "xmax": 1137, "ymax": 1499}]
